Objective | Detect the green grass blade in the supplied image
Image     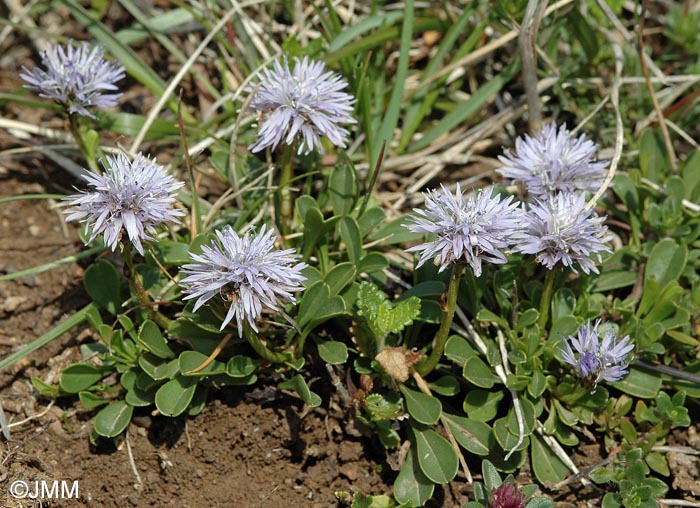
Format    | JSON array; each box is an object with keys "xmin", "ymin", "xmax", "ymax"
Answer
[
  {"xmin": 410, "ymin": 63, "xmax": 519, "ymax": 152},
  {"xmin": 0, "ymin": 245, "xmax": 105, "ymax": 282},
  {"xmin": 0, "ymin": 194, "xmax": 65, "ymax": 205},
  {"xmin": 116, "ymin": 0, "xmax": 220, "ymax": 100},
  {"xmin": 0, "ymin": 304, "xmax": 96, "ymax": 372},
  {"xmin": 374, "ymin": 0, "xmax": 413, "ymax": 165}
]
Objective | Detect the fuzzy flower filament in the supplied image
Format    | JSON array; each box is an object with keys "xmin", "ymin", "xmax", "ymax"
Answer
[
  {"xmin": 498, "ymin": 123, "xmax": 607, "ymax": 198},
  {"xmin": 515, "ymin": 192, "xmax": 612, "ymax": 274},
  {"xmin": 64, "ymin": 153, "xmax": 184, "ymax": 255},
  {"xmin": 489, "ymin": 483, "xmax": 526, "ymax": 508},
  {"xmin": 179, "ymin": 225, "xmax": 307, "ymax": 334},
  {"xmin": 406, "ymin": 184, "xmax": 521, "ymax": 277},
  {"xmin": 559, "ymin": 320, "xmax": 634, "ymax": 385},
  {"xmin": 248, "ymin": 56, "xmax": 356, "ymax": 155},
  {"xmin": 21, "ymin": 41, "xmax": 125, "ymax": 118}
]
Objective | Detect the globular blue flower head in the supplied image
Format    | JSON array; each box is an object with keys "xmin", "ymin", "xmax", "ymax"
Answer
[
  {"xmin": 515, "ymin": 192, "xmax": 612, "ymax": 274},
  {"xmin": 179, "ymin": 225, "xmax": 307, "ymax": 335},
  {"xmin": 20, "ymin": 40, "xmax": 125, "ymax": 118},
  {"xmin": 497, "ymin": 123, "xmax": 607, "ymax": 198},
  {"xmin": 559, "ymin": 320, "xmax": 634, "ymax": 385},
  {"xmin": 248, "ymin": 56, "xmax": 356, "ymax": 155},
  {"xmin": 405, "ymin": 184, "xmax": 521, "ymax": 276},
  {"xmin": 64, "ymin": 153, "xmax": 184, "ymax": 255}
]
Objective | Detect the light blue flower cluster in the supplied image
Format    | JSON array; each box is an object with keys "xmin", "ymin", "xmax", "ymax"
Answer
[
  {"xmin": 21, "ymin": 40, "xmax": 125, "ymax": 118},
  {"xmin": 179, "ymin": 225, "xmax": 307, "ymax": 335},
  {"xmin": 406, "ymin": 184, "xmax": 520, "ymax": 277},
  {"xmin": 248, "ymin": 56, "xmax": 356, "ymax": 155},
  {"xmin": 64, "ymin": 153, "xmax": 184, "ymax": 256}
]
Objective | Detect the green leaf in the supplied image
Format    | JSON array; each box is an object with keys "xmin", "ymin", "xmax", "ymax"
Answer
[
  {"xmin": 60, "ymin": 363, "xmax": 106, "ymax": 393},
  {"xmin": 429, "ymin": 375, "xmax": 460, "ymax": 396},
  {"xmin": 178, "ymin": 351, "xmax": 226, "ymax": 376},
  {"xmin": 442, "ymin": 413, "xmax": 492, "ymax": 456},
  {"xmin": 412, "ymin": 426, "xmax": 459, "ymax": 484},
  {"xmin": 463, "ymin": 356, "xmax": 498, "ymax": 388},
  {"xmin": 592, "ymin": 270, "xmax": 638, "ymax": 292},
  {"xmin": 83, "ymin": 260, "xmax": 120, "ymax": 315},
  {"xmin": 339, "ymin": 216, "xmax": 363, "ymax": 266},
  {"xmin": 444, "ymin": 335, "xmax": 475, "ymax": 366},
  {"xmin": 94, "ymin": 401, "xmax": 134, "ymax": 438},
  {"xmin": 356, "ymin": 282, "xmax": 421, "ymax": 341},
  {"xmin": 278, "ymin": 374, "xmax": 322, "ymax": 407},
  {"xmin": 297, "ymin": 282, "xmax": 347, "ymax": 328},
  {"xmin": 530, "ymin": 434, "xmax": 569, "ymax": 484},
  {"xmin": 139, "ymin": 355, "xmax": 180, "ymax": 381},
  {"xmin": 463, "ymin": 389, "xmax": 504, "ymax": 422},
  {"xmin": 324, "ymin": 262, "xmax": 356, "ymax": 296},
  {"xmin": 155, "ymin": 376, "xmax": 197, "ymax": 417},
  {"xmin": 551, "ymin": 289, "xmax": 576, "ymax": 322},
  {"xmin": 482, "ymin": 460, "xmax": 502, "ymax": 490},
  {"xmin": 78, "ymin": 391, "xmax": 109, "ymax": 409},
  {"xmin": 393, "ymin": 444, "xmax": 434, "ymax": 507},
  {"xmin": 225, "ymin": 356, "xmax": 258, "ymax": 378},
  {"xmin": 639, "ymin": 128, "xmax": 667, "ymax": 182},
  {"xmin": 613, "ymin": 368, "xmax": 662, "ymax": 399},
  {"xmin": 644, "ymin": 238, "xmax": 687, "ymax": 293},
  {"xmin": 317, "ymin": 341, "xmax": 349, "ymax": 365},
  {"xmin": 329, "ymin": 160, "xmax": 357, "ymax": 216},
  {"xmin": 400, "ymin": 386, "xmax": 441, "ymax": 425},
  {"xmin": 525, "ymin": 498, "xmax": 555, "ymax": 508},
  {"xmin": 137, "ymin": 320, "xmax": 174, "ymax": 359},
  {"xmin": 566, "ymin": 7, "xmax": 599, "ymax": 60},
  {"xmin": 357, "ymin": 252, "xmax": 389, "ymax": 274}
]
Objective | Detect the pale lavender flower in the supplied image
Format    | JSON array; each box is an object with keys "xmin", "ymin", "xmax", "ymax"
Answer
[
  {"xmin": 515, "ymin": 192, "xmax": 612, "ymax": 274},
  {"xmin": 559, "ymin": 320, "xmax": 634, "ymax": 385},
  {"xmin": 405, "ymin": 184, "xmax": 521, "ymax": 276},
  {"xmin": 248, "ymin": 56, "xmax": 356, "ymax": 155},
  {"xmin": 498, "ymin": 123, "xmax": 607, "ymax": 198},
  {"xmin": 179, "ymin": 225, "xmax": 307, "ymax": 334},
  {"xmin": 20, "ymin": 40, "xmax": 125, "ymax": 118},
  {"xmin": 64, "ymin": 153, "xmax": 184, "ymax": 255}
]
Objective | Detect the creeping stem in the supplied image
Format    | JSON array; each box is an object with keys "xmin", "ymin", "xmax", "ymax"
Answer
[
  {"xmin": 538, "ymin": 269, "xmax": 556, "ymax": 330},
  {"xmin": 417, "ymin": 263, "xmax": 464, "ymax": 376}
]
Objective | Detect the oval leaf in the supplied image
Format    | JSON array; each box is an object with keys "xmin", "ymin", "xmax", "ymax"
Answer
[
  {"xmin": 413, "ymin": 426, "xmax": 458, "ymax": 484},
  {"xmin": 393, "ymin": 445, "xmax": 434, "ymax": 507},
  {"xmin": 60, "ymin": 363, "xmax": 106, "ymax": 393},
  {"xmin": 155, "ymin": 376, "xmax": 197, "ymax": 417},
  {"xmin": 278, "ymin": 374, "xmax": 321, "ymax": 407},
  {"xmin": 317, "ymin": 341, "xmax": 349, "ymax": 365},
  {"xmin": 94, "ymin": 400, "xmax": 133, "ymax": 438},
  {"xmin": 400, "ymin": 386, "xmax": 441, "ymax": 425}
]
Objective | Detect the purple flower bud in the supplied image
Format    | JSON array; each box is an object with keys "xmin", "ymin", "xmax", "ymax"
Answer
[
  {"xmin": 179, "ymin": 225, "xmax": 307, "ymax": 334},
  {"xmin": 64, "ymin": 153, "xmax": 184, "ymax": 255},
  {"xmin": 20, "ymin": 40, "xmax": 125, "ymax": 118},
  {"xmin": 490, "ymin": 482, "xmax": 526, "ymax": 508},
  {"xmin": 248, "ymin": 56, "xmax": 356, "ymax": 155},
  {"xmin": 559, "ymin": 320, "xmax": 635, "ymax": 385}
]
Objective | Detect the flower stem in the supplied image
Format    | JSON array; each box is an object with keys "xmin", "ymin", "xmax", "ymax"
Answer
[
  {"xmin": 68, "ymin": 114, "xmax": 100, "ymax": 174},
  {"xmin": 243, "ymin": 322, "xmax": 291, "ymax": 364},
  {"xmin": 121, "ymin": 243, "xmax": 171, "ymax": 330},
  {"xmin": 417, "ymin": 263, "xmax": 464, "ymax": 377},
  {"xmin": 277, "ymin": 143, "xmax": 296, "ymax": 239},
  {"xmin": 538, "ymin": 269, "xmax": 556, "ymax": 330}
]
